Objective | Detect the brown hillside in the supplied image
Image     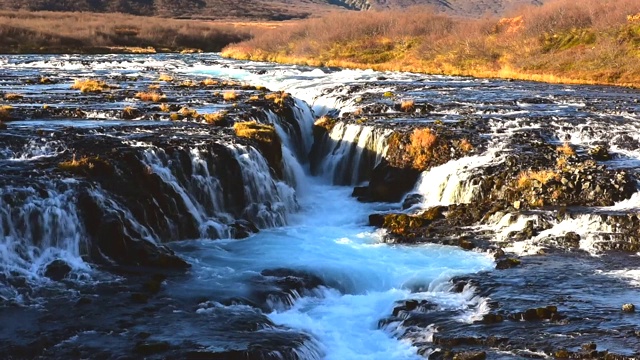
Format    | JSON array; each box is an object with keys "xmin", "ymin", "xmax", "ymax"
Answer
[{"xmin": 0, "ymin": 0, "xmax": 542, "ymax": 19}]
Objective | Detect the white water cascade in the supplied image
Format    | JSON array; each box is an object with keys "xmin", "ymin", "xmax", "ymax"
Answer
[{"xmin": 316, "ymin": 123, "xmax": 392, "ymax": 185}]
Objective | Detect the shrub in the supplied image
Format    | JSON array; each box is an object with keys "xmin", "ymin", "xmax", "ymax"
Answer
[
  {"xmin": 158, "ymin": 74, "xmax": 174, "ymax": 82},
  {"xmin": 407, "ymin": 128, "xmax": 438, "ymax": 170}
]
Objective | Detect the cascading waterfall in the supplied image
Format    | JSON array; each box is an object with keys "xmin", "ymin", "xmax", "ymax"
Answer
[
  {"xmin": 0, "ymin": 182, "xmax": 88, "ymax": 279},
  {"xmin": 315, "ymin": 123, "xmax": 392, "ymax": 185},
  {"xmin": 141, "ymin": 147, "xmax": 232, "ymax": 238},
  {"xmin": 230, "ymin": 143, "xmax": 298, "ymax": 229}
]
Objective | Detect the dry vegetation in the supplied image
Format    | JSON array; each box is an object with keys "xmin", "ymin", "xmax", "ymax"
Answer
[
  {"xmin": 223, "ymin": 91, "xmax": 238, "ymax": 101},
  {"xmin": 3, "ymin": 93, "xmax": 23, "ymax": 100},
  {"xmin": 400, "ymin": 99, "xmax": 415, "ymax": 112},
  {"xmin": 0, "ymin": 10, "xmax": 253, "ymax": 53},
  {"xmin": 0, "ymin": 105, "xmax": 12, "ymax": 121},
  {"xmin": 223, "ymin": 0, "xmax": 640, "ymax": 86},
  {"xmin": 203, "ymin": 111, "xmax": 228, "ymax": 126},
  {"xmin": 517, "ymin": 169, "xmax": 559, "ymax": 189},
  {"xmin": 135, "ymin": 91, "xmax": 167, "ymax": 102},
  {"xmin": 71, "ymin": 79, "xmax": 114, "ymax": 93}
]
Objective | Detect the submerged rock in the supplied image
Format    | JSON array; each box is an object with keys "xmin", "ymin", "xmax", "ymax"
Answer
[{"xmin": 622, "ymin": 303, "xmax": 635, "ymax": 313}]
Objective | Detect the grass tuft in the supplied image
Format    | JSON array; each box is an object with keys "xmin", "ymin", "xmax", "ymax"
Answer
[
  {"xmin": 203, "ymin": 111, "xmax": 228, "ymax": 126},
  {"xmin": 135, "ymin": 91, "xmax": 167, "ymax": 102},
  {"xmin": 556, "ymin": 142, "xmax": 576, "ymax": 156},
  {"xmin": 201, "ymin": 78, "xmax": 219, "ymax": 86},
  {"xmin": 71, "ymin": 79, "xmax": 113, "ymax": 93},
  {"xmin": 517, "ymin": 170, "xmax": 559, "ymax": 189},
  {"xmin": 4, "ymin": 93, "xmax": 24, "ymax": 101},
  {"xmin": 223, "ymin": 90, "xmax": 238, "ymax": 101},
  {"xmin": 400, "ymin": 99, "xmax": 415, "ymax": 112}
]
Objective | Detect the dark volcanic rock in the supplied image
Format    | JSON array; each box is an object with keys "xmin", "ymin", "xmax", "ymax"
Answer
[
  {"xmin": 44, "ymin": 259, "xmax": 72, "ymax": 281},
  {"xmin": 367, "ymin": 161, "xmax": 421, "ymax": 202}
]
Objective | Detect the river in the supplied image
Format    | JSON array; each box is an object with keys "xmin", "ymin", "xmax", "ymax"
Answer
[{"xmin": 0, "ymin": 53, "xmax": 639, "ymax": 359}]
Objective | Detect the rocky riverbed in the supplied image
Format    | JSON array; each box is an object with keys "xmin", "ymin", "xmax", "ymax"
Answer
[{"xmin": 1, "ymin": 53, "xmax": 640, "ymax": 359}]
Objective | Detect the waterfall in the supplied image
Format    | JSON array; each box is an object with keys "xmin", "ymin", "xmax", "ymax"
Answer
[
  {"xmin": 315, "ymin": 122, "xmax": 392, "ymax": 185},
  {"xmin": 229, "ymin": 144, "xmax": 299, "ymax": 229},
  {"xmin": 0, "ymin": 181, "xmax": 88, "ymax": 279}
]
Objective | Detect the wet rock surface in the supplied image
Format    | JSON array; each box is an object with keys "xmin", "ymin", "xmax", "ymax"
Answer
[{"xmin": 379, "ymin": 254, "xmax": 640, "ymax": 359}]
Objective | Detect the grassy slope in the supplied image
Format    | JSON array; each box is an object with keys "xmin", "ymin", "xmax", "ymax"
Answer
[
  {"xmin": 0, "ymin": 0, "xmax": 351, "ymax": 20},
  {"xmin": 0, "ymin": 0, "xmax": 542, "ymax": 19},
  {"xmin": 0, "ymin": 11, "xmax": 258, "ymax": 54},
  {"xmin": 222, "ymin": 0, "xmax": 640, "ymax": 87}
]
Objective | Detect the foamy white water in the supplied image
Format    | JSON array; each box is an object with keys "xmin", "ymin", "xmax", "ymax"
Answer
[{"xmin": 171, "ymin": 179, "xmax": 494, "ymax": 359}]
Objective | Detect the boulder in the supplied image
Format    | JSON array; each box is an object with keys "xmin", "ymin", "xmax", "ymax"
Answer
[
  {"xmin": 367, "ymin": 161, "xmax": 421, "ymax": 202},
  {"xmin": 44, "ymin": 260, "xmax": 72, "ymax": 281}
]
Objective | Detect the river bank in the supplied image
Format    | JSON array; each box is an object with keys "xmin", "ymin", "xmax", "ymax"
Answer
[{"xmin": 222, "ymin": 0, "xmax": 640, "ymax": 88}]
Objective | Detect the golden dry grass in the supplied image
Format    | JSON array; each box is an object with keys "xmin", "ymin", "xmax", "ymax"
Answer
[
  {"xmin": 158, "ymin": 74, "xmax": 174, "ymax": 82},
  {"xmin": 264, "ymin": 91, "xmax": 289, "ymax": 106},
  {"xmin": 179, "ymin": 107, "xmax": 199, "ymax": 118},
  {"xmin": 4, "ymin": 93, "xmax": 23, "ymax": 101},
  {"xmin": 517, "ymin": 169, "xmax": 558, "ymax": 189},
  {"xmin": 556, "ymin": 142, "xmax": 576, "ymax": 156},
  {"xmin": 234, "ymin": 121, "xmax": 278, "ymax": 144},
  {"xmin": 58, "ymin": 155, "xmax": 110, "ymax": 173},
  {"xmin": 203, "ymin": 111, "xmax": 228, "ymax": 125},
  {"xmin": 122, "ymin": 106, "xmax": 138, "ymax": 119},
  {"xmin": 135, "ymin": 91, "xmax": 167, "ymax": 102},
  {"xmin": 458, "ymin": 138, "xmax": 473, "ymax": 153},
  {"xmin": 0, "ymin": 11, "xmax": 253, "ymax": 54},
  {"xmin": 222, "ymin": 0, "xmax": 640, "ymax": 87},
  {"xmin": 159, "ymin": 103, "xmax": 170, "ymax": 112},
  {"xmin": 400, "ymin": 99, "xmax": 415, "ymax": 112},
  {"xmin": 71, "ymin": 79, "xmax": 113, "ymax": 93},
  {"xmin": 0, "ymin": 105, "xmax": 11, "ymax": 121},
  {"xmin": 179, "ymin": 80, "xmax": 199, "ymax": 87},
  {"xmin": 223, "ymin": 90, "xmax": 238, "ymax": 101},
  {"xmin": 407, "ymin": 128, "xmax": 438, "ymax": 170},
  {"xmin": 201, "ymin": 78, "xmax": 219, "ymax": 86}
]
